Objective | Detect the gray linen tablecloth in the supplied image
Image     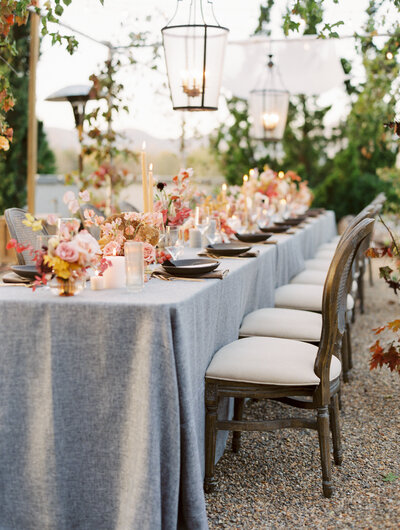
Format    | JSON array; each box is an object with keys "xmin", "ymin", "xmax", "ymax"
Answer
[{"xmin": 0, "ymin": 212, "xmax": 335, "ymax": 530}]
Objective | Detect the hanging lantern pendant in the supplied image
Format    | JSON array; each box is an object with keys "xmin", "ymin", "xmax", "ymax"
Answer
[
  {"xmin": 161, "ymin": 0, "xmax": 229, "ymax": 111},
  {"xmin": 249, "ymin": 54, "xmax": 289, "ymax": 141}
]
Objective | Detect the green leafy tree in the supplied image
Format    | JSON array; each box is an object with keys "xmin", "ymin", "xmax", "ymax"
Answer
[
  {"xmin": 313, "ymin": 1, "xmax": 400, "ymax": 218},
  {"xmin": 0, "ymin": 21, "xmax": 56, "ymax": 214}
]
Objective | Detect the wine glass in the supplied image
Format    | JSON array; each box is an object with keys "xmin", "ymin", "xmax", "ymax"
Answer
[
  {"xmin": 207, "ymin": 217, "xmax": 222, "ymax": 245},
  {"xmin": 194, "ymin": 206, "xmax": 210, "ymax": 236},
  {"xmin": 165, "ymin": 226, "xmax": 184, "ymax": 260}
]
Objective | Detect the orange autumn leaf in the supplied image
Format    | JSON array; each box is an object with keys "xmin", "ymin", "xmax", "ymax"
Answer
[
  {"xmin": 373, "ymin": 325, "xmax": 386, "ymax": 335},
  {"xmin": 387, "ymin": 320, "xmax": 400, "ymax": 333}
]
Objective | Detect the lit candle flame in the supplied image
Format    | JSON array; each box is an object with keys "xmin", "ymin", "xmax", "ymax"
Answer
[
  {"xmin": 222, "ymin": 183, "xmax": 227, "ymax": 192},
  {"xmin": 149, "ymin": 162, "xmax": 153, "ymax": 171},
  {"xmin": 243, "ymin": 174, "xmax": 249, "ymax": 183},
  {"xmin": 142, "ymin": 141, "xmax": 146, "ymax": 151},
  {"xmin": 278, "ymin": 171, "xmax": 285, "ymax": 179},
  {"xmin": 249, "ymin": 169, "xmax": 255, "ymax": 179},
  {"xmin": 262, "ymin": 112, "xmax": 280, "ymax": 131}
]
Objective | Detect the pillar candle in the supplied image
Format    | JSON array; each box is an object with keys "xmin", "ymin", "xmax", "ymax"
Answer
[
  {"xmin": 102, "ymin": 255, "xmax": 126, "ymax": 289},
  {"xmin": 141, "ymin": 141, "xmax": 149, "ymax": 213},
  {"xmin": 148, "ymin": 162, "xmax": 154, "ymax": 213}
]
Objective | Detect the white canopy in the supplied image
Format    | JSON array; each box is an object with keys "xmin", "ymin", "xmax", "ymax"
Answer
[{"xmin": 223, "ymin": 35, "xmax": 346, "ymax": 97}]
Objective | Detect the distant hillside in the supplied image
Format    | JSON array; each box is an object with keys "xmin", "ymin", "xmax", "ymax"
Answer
[{"xmin": 44, "ymin": 127, "xmax": 207, "ymax": 155}]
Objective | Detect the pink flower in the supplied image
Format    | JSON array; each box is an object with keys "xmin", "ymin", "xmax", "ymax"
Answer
[
  {"xmin": 46, "ymin": 214, "xmax": 58, "ymax": 226},
  {"xmin": 102, "ymin": 241, "xmax": 121, "ymax": 256},
  {"xmin": 143, "ymin": 242, "xmax": 156, "ymax": 264},
  {"xmin": 63, "ymin": 191, "xmax": 75, "ymax": 204},
  {"xmin": 55, "ymin": 242, "xmax": 79, "ymax": 263},
  {"xmin": 79, "ymin": 190, "xmax": 90, "ymax": 202},
  {"xmin": 68, "ymin": 199, "xmax": 80, "ymax": 214}
]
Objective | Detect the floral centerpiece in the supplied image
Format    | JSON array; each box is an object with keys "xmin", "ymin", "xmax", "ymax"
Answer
[
  {"xmin": 94, "ymin": 211, "xmax": 166, "ymax": 265},
  {"xmin": 154, "ymin": 169, "xmax": 194, "ymax": 227}
]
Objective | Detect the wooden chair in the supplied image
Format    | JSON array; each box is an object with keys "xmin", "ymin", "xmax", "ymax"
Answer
[
  {"xmin": 4, "ymin": 208, "xmax": 48, "ymax": 265},
  {"xmin": 204, "ymin": 218, "xmax": 375, "ymax": 498}
]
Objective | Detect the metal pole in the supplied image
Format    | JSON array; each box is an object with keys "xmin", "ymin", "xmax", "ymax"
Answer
[{"xmin": 27, "ymin": 9, "xmax": 40, "ymax": 214}]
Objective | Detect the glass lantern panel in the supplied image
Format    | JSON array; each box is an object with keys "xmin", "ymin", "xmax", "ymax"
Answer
[
  {"xmin": 249, "ymin": 89, "xmax": 289, "ymax": 141},
  {"xmin": 162, "ymin": 25, "xmax": 228, "ymax": 110}
]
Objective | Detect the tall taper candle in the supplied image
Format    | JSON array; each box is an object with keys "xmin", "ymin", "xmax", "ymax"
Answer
[
  {"xmin": 148, "ymin": 163, "xmax": 154, "ymax": 213},
  {"xmin": 141, "ymin": 141, "xmax": 149, "ymax": 213}
]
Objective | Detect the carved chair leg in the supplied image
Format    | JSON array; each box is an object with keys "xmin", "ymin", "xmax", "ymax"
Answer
[
  {"xmin": 204, "ymin": 381, "xmax": 219, "ymax": 493},
  {"xmin": 329, "ymin": 394, "xmax": 343, "ymax": 466},
  {"xmin": 232, "ymin": 398, "xmax": 245, "ymax": 453},
  {"xmin": 338, "ymin": 386, "xmax": 343, "ymax": 411},
  {"xmin": 358, "ymin": 267, "xmax": 365, "ymax": 314},
  {"xmin": 341, "ymin": 328, "xmax": 350, "ymax": 384},
  {"xmin": 346, "ymin": 322, "xmax": 353, "ymax": 371},
  {"xmin": 317, "ymin": 406, "xmax": 333, "ymax": 498},
  {"xmin": 368, "ymin": 257, "xmax": 374, "ymax": 286}
]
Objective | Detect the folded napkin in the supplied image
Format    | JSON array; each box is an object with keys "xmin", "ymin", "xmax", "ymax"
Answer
[
  {"xmin": 2, "ymin": 272, "xmax": 32, "ymax": 284},
  {"xmin": 199, "ymin": 250, "xmax": 259, "ymax": 259},
  {"xmin": 151, "ymin": 268, "xmax": 229, "ymax": 281}
]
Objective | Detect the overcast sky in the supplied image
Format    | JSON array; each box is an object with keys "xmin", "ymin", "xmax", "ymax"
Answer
[{"xmin": 36, "ymin": 0, "xmax": 381, "ymax": 142}]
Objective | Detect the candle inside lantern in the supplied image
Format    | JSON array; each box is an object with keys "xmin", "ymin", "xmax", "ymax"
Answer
[
  {"xmin": 141, "ymin": 141, "xmax": 149, "ymax": 213},
  {"xmin": 148, "ymin": 163, "xmax": 154, "ymax": 213},
  {"xmin": 181, "ymin": 69, "xmax": 205, "ymax": 98},
  {"xmin": 103, "ymin": 250, "xmax": 126, "ymax": 289},
  {"xmin": 262, "ymin": 112, "xmax": 280, "ymax": 131}
]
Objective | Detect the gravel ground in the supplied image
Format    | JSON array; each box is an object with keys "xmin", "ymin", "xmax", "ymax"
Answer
[{"xmin": 205, "ymin": 260, "xmax": 400, "ymax": 529}]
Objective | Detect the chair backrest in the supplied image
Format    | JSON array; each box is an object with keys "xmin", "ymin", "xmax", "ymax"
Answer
[
  {"xmin": 4, "ymin": 208, "xmax": 48, "ymax": 265},
  {"xmin": 119, "ymin": 200, "xmax": 139, "ymax": 213},
  {"xmin": 78, "ymin": 204, "xmax": 104, "ymax": 240},
  {"xmin": 314, "ymin": 218, "xmax": 375, "ymax": 403}
]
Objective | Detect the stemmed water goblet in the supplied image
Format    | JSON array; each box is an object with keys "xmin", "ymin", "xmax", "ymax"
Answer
[{"xmin": 165, "ymin": 226, "xmax": 184, "ymax": 260}]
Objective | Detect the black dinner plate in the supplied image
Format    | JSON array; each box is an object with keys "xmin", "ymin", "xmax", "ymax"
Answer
[
  {"xmin": 206, "ymin": 243, "xmax": 252, "ymax": 256},
  {"xmin": 162, "ymin": 258, "xmax": 220, "ymax": 277},
  {"xmin": 11, "ymin": 265, "xmax": 38, "ymax": 280},
  {"xmin": 235, "ymin": 232, "xmax": 272, "ymax": 243},
  {"xmin": 259, "ymin": 225, "xmax": 290, "ymax": 233},
  {"xmin": 275, "ymin": 218, "xmax": 304, "ymax": 226}
]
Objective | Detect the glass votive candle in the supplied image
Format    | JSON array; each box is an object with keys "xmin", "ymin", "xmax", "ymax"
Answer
[{"xmin": 124, "ymin": 242, "xmax": 144, "ymax": 292}]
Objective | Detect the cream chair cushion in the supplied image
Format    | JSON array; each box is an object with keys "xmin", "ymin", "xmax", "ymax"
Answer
[
  {"xmin": 319, "ymin": 242, "xmax": 338, "ymax": 251},
  {"xmin": 291, "ymin": 271, "xmax": 358, "ymax": 295},
  {"xmin": 275, "ymin": 284, "xmax": 354, "ymax": 312},
  {"xmin": 240, "ymin": 307, "xmax": 322, "ymax": 342},
  {"xmin": 315, "ymin": 249, "xmax": 335, "ymax": 260},
  {"xmin": 304, "ymin": 259, "xmax": 331, "ymax": 271},
  {"xmin": 206, "ymin": 336, "xmax": 341, "ymax": 386},
  {"xmin": 290, "ymin": 270, "xmax": 327, "ymax": 285}
]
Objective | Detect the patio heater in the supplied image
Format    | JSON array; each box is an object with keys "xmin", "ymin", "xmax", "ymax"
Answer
[
  {"xmin": 249, "ymin": 54, "xmax": 289, "ymax": 141},
  {"xmin": 161, "ymin": 0, "xmax": 229, "ymax": 111},
  {"xmin": 45, "ymin": 85, "xmax": 97, "ymax": 175}
]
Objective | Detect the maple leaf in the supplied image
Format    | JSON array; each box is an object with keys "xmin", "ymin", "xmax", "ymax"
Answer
[{"xmin": 385, "ymin": 345, "xmax": 400, "ymax": 372}]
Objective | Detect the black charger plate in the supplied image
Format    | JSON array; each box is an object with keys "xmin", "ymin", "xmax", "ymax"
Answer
[
  {"xmin": 235, "ymin": 232, "xmax": 272, "ymax": 243},
  {"xmin": 259, "ymin": 225, "xmax": 290, "ymax": 233},
  {"xmin": 206, "ymin": 243, "xmax": 251, "ymax": 256},
  {"xmin": 162, "ymin": 258, "xmax": 219, "ymax": 277},
  {"xmin": 11, "ymin": 265, "xmax": 38, "ymax": 280}
]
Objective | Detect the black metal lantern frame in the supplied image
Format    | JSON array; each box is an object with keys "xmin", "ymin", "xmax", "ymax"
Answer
[
  {"xmin": 249, "ymin": 54, "xmax": 289, "ymax": 141},
  {"xmin": 161, "ymin": 0, "xmax": 229, "ymax": 111}
]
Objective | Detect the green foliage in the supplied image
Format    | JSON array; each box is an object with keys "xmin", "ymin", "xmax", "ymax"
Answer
[
  {"xmin": 210, "ymin": 97, "xmax": 269, "ymax": 185},
  {"xmin": 0, "ymin": 22, "xmax": 56, "ymax": 214},
  {"xmin": 281, "ymin": 96, "xmax": 333, "ymax": 188}
]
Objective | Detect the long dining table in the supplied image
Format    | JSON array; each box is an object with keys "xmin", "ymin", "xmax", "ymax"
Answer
[{"xmin": 0, "ymin": 211, "xmax": 336, "ymax": 530}]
